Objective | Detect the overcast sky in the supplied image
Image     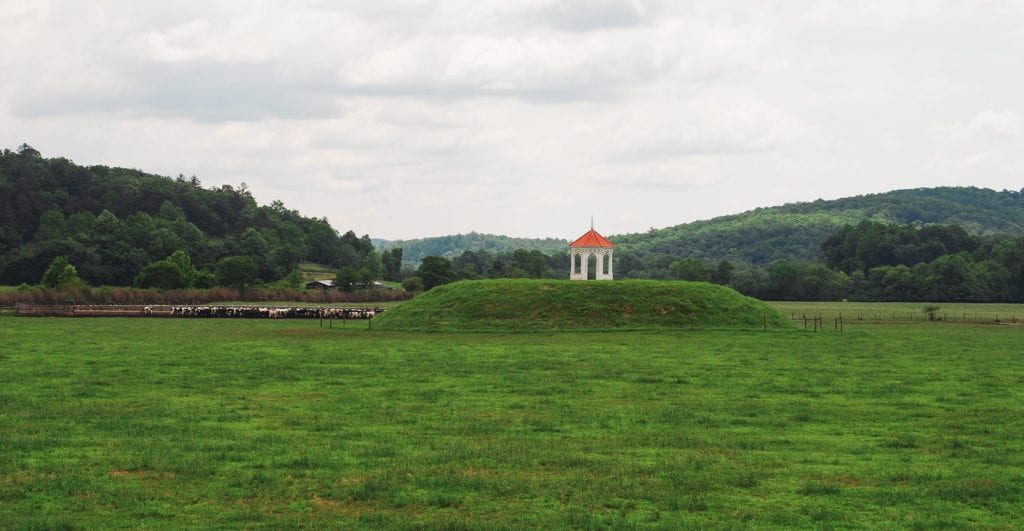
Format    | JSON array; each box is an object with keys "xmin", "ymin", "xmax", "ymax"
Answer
[{"xmin": 2, "ymin": 1, "xmax": 1022, "ymax": 240}]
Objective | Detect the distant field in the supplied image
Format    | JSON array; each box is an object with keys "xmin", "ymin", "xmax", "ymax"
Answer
[
  {"xmin": 768, "ymin": 301, "xmax": 1024, "ymax": 323},
  {"xmin": 2, "ymin": 315, "xmax": 1022, "ymax": 527},
  {"xmin": 298, "ymin": 261, "xmax": 336, "ymax": 282}
]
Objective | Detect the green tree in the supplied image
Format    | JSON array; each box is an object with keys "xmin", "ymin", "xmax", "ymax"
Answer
[
  {"xmin": 280, "ymin": 268, "xmax": 303, "ymax": 289},
  {"xmin": 65, "ymin": 211, "xmax": 95, "ymax": 239},
  {"xmin": 767, "ymin": 261, "xmax": 803, "ymax": 300},
  {"xmin": 133, "ymin": 260, "xmax": 185, "ymax": 290},
  {"xmin": 510, "ymin": 249, "xmax": 550, "ymax": 278},
  {"xmin": 453, "ymin": 250, "xmax": 489, "ymax": 277},
  {"xmin": 672, "ymin": 258, "xmax": 709, "ymax": 282},
  {"xmin": 417, "ymin": 256, "xmax": 455, "ymax": 290},
  {"xmin": 216, "ymin": 255, "xmax": 258, "ymax": 289},
  {"xmin": 710, "ymin": 260, "xmax": 734, "ymax": 284},
  {"xmin": 357, "ymin": 267, "xmax": 375, "ymax": 285},
  {"xmin": 340, "ymin": 230, "xmax": 374, "ymax": 257},
  {"xmin": 362, "ymin": 250, "xmax": 383, "ymax": 280},
  {"xmin": 34, "ymin": 209, "xmax": 66, "ymax": 241},
  {"xmin": 167, "ymin": 250, "xmax": 198, "ymax": 288},
  {"xmin": 0, "ymin": 226, "xmax": 21, "ymax": 256},
  {"xmin": 17, "ymin": 143, "xmax": 41, "ymax": 158},
  {"xmin": 84, "ymin": 209, "xmax": 143, "ymax": 286},
  {"xmin": 336, "ymin": 243, "xmax": 362, "ymax": 269},
  {"xmin": 158, "ymin": 199, "xmax": 185, "ymax": 221},
  {"xmin": 41, "ymin": 255, "xmax": 81, "ymax": 288},
  {"xmin": 305, "ymin": 219, "xmax": 342, "ymax": 266},
  {"xmin": 382, "ymin": 247, "xmax": 404, "ymax": 282},
  {"xmin": 193, "ymin": 268, "xmax": 217, "ymax": 289},
  {"xmin": 401, "ymin": 276, "xmax": 424, "ymax": 292},
  {"xmin": 334, "ymin": 266, "xmax": 360, "ymax": 292},
  {"xmin": 869, "ymin": 265, "xmax": 915, "ymax": 301}
]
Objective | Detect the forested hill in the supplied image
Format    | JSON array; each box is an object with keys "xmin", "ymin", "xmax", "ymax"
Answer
[
  {"xmin": 0, "ymin": 145, "xmax": 378, "ymax": 286},
  {"xmin": 377, "ymin": 187, "xmax": 1024, "ymax": 274},
  {"xmin": 611, "ymin": 186, "xmax": 1024, "ymax": 276},
  {"xmin": 378, "ymin": 233, "xmax": 569, "ymax": 265}
]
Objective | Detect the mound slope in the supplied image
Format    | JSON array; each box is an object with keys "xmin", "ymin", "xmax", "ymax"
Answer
[{"xmin": 372, "ymin": 279, "xmax": 791, "ymax": 332}]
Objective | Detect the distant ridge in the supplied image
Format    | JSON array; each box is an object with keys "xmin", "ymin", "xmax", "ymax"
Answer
[
  {"xmin": 377, "ymin": 232, "xmax": 569, "ymax": 265},
  {"xmin": 379, "ymin": 187, "xmax": 1024, "ymax": 267},
  {"xmin": 614, "ymin": 186, "xmax": 1024, "ymax": 266}
]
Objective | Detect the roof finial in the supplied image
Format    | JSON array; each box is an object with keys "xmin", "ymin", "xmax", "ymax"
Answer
[{"xmin": 590, "ymin": 215, "xmax": 594, "ymax": 231}]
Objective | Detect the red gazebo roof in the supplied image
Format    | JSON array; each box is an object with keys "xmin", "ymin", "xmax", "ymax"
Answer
[{"xmin": 569, "ymin": 229, "xmax": 614, "ymax": 248}]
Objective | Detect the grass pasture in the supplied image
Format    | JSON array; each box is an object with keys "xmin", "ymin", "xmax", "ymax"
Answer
[
  {"xmin": 770, "ymin": 300, "xmax": 1024, "ymax": 324},
  {"xmin": 2, "ymin": 316, "xmax": 1023, "ymax": 527}
]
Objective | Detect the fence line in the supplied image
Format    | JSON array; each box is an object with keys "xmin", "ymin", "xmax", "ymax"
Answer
[{"xmin": 789, "ymin": 312, "xmax": 1019, "ymax": 324}]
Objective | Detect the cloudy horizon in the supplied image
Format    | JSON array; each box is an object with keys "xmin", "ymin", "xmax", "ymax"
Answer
[{"xmin": 2, "ymin": 1, "xmax": 1022, "ymax": 240}]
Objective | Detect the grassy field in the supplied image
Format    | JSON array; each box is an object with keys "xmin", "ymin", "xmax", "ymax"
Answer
[
  {"xmin": 298, "ymin": 261, "xmax": 337, "ymax": 282},
  {"xmin": 2, "ymin": 316, "xmax": 1023, "ymax": 527},
  {"xmin": 769, "ymin": 301, "xmax": 1024, "ymax": 323}
]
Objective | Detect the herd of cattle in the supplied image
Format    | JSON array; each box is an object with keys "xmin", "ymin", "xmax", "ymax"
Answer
[{"xmin": 14, "ymin": 303, "xmax": 383, "ymax": 319}]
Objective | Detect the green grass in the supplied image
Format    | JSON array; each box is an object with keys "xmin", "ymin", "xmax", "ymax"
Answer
[
  {"xmin": 769, "ymin": 301, "xmax": 1024, "ymax": 323},
  {"xmin": 2, "ymin": 316, "xmax": 1023, "ymax": 527},
  {"xmin": 374, "ymin": 279, "xmax": 791, "ymax": 332},
  {"xmin": 298, "ymin": 261, "xmax": 337, "ymax": 282}
]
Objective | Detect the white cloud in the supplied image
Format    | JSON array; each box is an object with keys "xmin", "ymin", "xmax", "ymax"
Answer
[
  {"xmin": 2, "ymin": 0, "xmax": 1023, "ymax": 239},
  {"xmin": 926, "ymin": 110, "xmax": 1024, "ymax": 179},
  {"xmin": 938, "ymin": 110, "xmax": 1022, "ymax": 141}
]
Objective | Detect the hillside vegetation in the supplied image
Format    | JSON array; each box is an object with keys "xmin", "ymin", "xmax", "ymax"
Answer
[
  {"xmin": 378, "ymin": 187, "xmax": 1024, "ymax": 274},
  {"xmin": 371, "ymin": 279, "xmax": 791, "ymax": 332},
  {"xmin": 614, "ymin": 186, "xmax": 1024, "ymax": 273},
  {"xmin": 0, "ymin": 145, "xmax": 389, "ymax": 288},
  {"xmin": 378, "ymin": 232, "xmax": 569, "ymax": 265}
]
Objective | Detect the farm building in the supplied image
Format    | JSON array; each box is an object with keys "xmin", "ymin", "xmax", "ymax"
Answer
[
  {"xmin": 306, "ymin": 279, "xmax": 394, "ymax": 291},
  {"xmin": 305, "ymin": 279, "xmax": 334, "ymax": 290}
]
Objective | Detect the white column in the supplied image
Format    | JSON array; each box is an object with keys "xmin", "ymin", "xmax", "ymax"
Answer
[{"xmin": 570, "ymin": 250, "xmax": 583, "ymax": 280}]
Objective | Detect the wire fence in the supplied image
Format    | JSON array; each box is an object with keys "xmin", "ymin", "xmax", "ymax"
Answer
[{"xmin": 786, "ymin": 312, "xmax": 1021, "ymax": 324}]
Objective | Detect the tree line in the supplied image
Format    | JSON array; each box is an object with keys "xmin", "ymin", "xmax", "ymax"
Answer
[
  {"xmin": 407, "ymin": 220, "xmax": 1024, "ymax": 302},
  {"xmin": 612, "ymin": 186, "xmax": 1024, "ymax": 268},
  {"xmin": 398, "ymin": 249, "xmax": 567, "ymax": 291},
  {"xmin": 663, "ymin": 220, "xmax": 1024, "ymax": 302},
  {"xmin": 7, "ymin": 145, "xmax": 1024, "ymax": 303}
]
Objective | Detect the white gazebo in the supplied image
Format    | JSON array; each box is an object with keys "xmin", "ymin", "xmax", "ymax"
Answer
[{"xmin": 569, "ymin": 224, "xmax": 614, "ymax": 280}]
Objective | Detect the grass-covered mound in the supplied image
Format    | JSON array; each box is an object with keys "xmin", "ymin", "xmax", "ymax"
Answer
[{"xmin": 372, "ymin": 279, "xmax": 791, "ymax": 332}]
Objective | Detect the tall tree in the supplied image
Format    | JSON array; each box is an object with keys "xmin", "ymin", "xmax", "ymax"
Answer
[
  {"xmin": 216, "ymin": 255, "xmax": 258, "ymax": 289},
  {"xmin": 40, "ymin": 255, "xmax": 81, "ymax": 288},
  {"xmin": 417, "ymin": 256, "xmax": 455, "ymax": 291},
  {"xmin": 382, "ymin": 247, "xmax": 403, "ymax": 282},
  {"xmin": 134, "ymin": 260, "xmax": 185, "ymax": 290}
]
